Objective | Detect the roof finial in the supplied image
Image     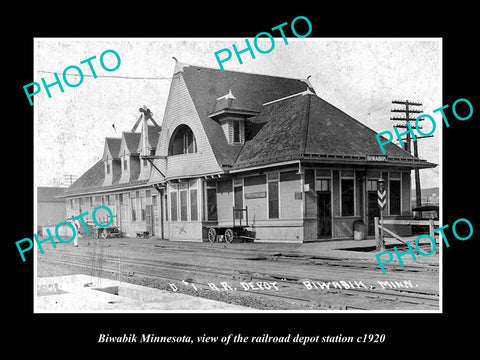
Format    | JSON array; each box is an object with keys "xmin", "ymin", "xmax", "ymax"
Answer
[
  {"xmin": 173, "ymin": 57, "xmax": 188, "ymax": 73},
  {"xmin": 216, "ymin": 89, "xmax": 236, "ymax": 101}
]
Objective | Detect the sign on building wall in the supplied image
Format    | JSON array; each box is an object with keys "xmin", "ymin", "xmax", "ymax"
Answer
[
  {"xmin": 245, "ymin": 191, "xmax": 267, "ymax": 199},
  {"xmin": 366, "ymin": 155, "xmax": 388, "ymax": 162}
]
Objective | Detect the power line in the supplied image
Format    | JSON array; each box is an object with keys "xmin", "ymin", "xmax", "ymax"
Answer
[{"xmin": 37, "ymin": 70, "xmax": 173, "ymax": 81}]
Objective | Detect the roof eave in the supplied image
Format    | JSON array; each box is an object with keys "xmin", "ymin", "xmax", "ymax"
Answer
[{"xmin": 207, "ymin": 109, "xmax": 260, "ymax": 119}]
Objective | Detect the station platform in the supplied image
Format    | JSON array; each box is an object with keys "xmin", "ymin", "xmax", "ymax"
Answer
[{"xmin": 35, "ymin": 274, "xmax": 251, "ymax": 312}]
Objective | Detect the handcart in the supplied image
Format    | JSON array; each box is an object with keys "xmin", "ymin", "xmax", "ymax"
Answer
[{"xmin": 207, "ymin": 207, "xmax": 252, "ymax": 243}]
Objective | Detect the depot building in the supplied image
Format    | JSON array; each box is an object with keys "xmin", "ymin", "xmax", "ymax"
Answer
[{"xmin": 61, "ymin": 61, "xmax": 436, "ymax": 242}]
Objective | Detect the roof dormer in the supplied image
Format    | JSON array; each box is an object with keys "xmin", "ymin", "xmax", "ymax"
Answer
[
  {"xmin": 118, "ymin": 131, "xmax": 141, "ymax": 184},
  {"xmin": 102, "ymin": 137, "xmax": 121, "ymax": 186},
  {"xmin": 208, "ymin": 89, "xmax": 259, "ymax": 145}
]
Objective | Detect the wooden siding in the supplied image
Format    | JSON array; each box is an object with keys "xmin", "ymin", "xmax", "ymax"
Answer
[
  {"xmin": 402, "ymin": 171, "xmax": 411, "ymax": 214},
  {"xmin": 244, "ymin": 174, "xmax": 267, "ymax": 222},
  {"xmin": 103, "ymin": 159, "xmax": 121, "ymax": 186},
  {"xmin": 153, "ymin": 74, "xmax": 222, "ymax": 181},
  {"xmin": 216, "ymin": 179, "xmax": 233, "ymax": 225},
  {"xmin": 279, "ymin": 171, "xmax": 302, "ymax": 219},
  {"xmin": 137, "ymin": 159, "xmax": 152, "ymax": 181}
]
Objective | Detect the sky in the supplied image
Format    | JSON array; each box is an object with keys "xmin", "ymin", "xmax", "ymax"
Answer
[{"xmin": 34, "ymin": 38, "xmax": 441, "ymax": 189}]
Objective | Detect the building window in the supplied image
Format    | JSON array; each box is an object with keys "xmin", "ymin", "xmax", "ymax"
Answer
[
  {"xmin": 233, "ymin": 178, "xmax": 244, "ymax": 219},
  {"xmin": 170, "ymin": 187, "xmax": 178, "ymax": 222},
  {"xmin": 130, "ymin": 193, "xmax": 136, "ymax": 221},
  {"xmin": 315, "ymin": 169, "xmax": 332, "ymax": 192},
  {"xmin": 120, "ymin": 193, "xmax": 129, "ymax": 221},
  {"xmin": 389, "ymin": 179, "xmax": 401, "ymax": 215},
  {"xmin": 206, "ymin": 180, "xmax": 217, "ymax": 221},
  {"xmin": 169, "ymin": 125, "xmax": 197, "ymax": 155},
  {"xmin": 267, "ymin": 173, "xmax": 279, "ymax": 219},
  {"xmin": 341, "ymin": 178, "xmax": 355, "ymax": 216},
  {"xmin": 106, "ymin": 162, "xmax": 110, "ymax": 174},
  {"xmin": 140, "ymin": 193, "xmax": 146, "ymax": 221},
  {"xmin": 179, "ymin": 183, "xmax": 188, "ymax": 221},
  {"xmin": 233, "ymin": 120, "xmax": 240, "ymax": 143},
  {"xmin": 164, "ymin": 193, "xmax": 168, "ymax": 221},
  {"xmin": 143, "ymin": 158, "xmax": 148, "ymax": 167},
  {"xmin": 367, "ymin": 180, "xmax": 378, "ymax": 191},
  {"xmin": 190, "ymin": 180, "xmax": 198, "ymax": 221}
]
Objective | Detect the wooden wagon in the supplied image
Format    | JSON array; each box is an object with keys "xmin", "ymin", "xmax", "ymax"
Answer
[
  {"xmin": 94, "ymin": 226, "xmax": 121, "ymax": 239},
  {"xmin": 207, "ymin": 207, "xmax": 252, "ymax": 243}
]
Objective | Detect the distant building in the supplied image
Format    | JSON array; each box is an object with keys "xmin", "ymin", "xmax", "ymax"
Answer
[
  {"xmin": 37, "ymin": 187, "xmax": 67, "ymax": 227},
  {"xmin": 412, "ymin": 187, "xmax": 439, "ymax": 208},
  {"xmin": 61, "ymin": 62, "xmax": 436, "ymax": 242}
]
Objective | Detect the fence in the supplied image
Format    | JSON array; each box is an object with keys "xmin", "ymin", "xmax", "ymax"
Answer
[{"xmin": 374, "ymin": 217, "xmax": 440, "ymax": 253}]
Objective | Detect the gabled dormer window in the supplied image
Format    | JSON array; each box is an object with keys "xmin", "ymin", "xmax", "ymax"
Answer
[{"xmin": 123, "ymin": 150, "xmax": 127, "ymax": 170}]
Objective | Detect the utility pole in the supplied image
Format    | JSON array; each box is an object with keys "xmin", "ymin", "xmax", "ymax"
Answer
[
  {"xmin": 63, "ymin": 174, "xmax": 78, "ymax": 186},
  {"xmin": 391, "ymin": 100, "xmax": 423, "ymax": 153},
  {"xmin": 391, "ymin": 100, "xmax": 433, "ymax": 212}
]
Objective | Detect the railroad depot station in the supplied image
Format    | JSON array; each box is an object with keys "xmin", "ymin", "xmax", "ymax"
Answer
[{"xmin": 61, "ymin": 61, "xmax": 436, "ymax": 243}]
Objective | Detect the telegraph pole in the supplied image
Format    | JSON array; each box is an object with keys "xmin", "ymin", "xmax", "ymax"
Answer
[
  {"xmin": 391, "ymin": 100, "xmax": 423, "ymax": 153},
  {"xmin": 391, "ymin": 100, "xmax": 433, "ymax": 212},
  {"xmin": 62, "ymin": 174, "xmax": 78, "ymax": 186}
]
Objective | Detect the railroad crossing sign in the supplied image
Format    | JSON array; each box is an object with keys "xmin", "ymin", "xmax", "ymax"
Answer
[
  {"xmin": 377, "ymin": 177, "xmax": 386, "ymax": 210},
  {"xmin": 378, "ymin": 189, "xmax": 386, "ymax": 209}
]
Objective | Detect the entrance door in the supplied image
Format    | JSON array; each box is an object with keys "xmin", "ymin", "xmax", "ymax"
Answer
[
  {"xmin": 367, "ymin": 191, "xmax": 380, "ymax": 236},
  {"xmin": 152, "ymin": 199, "xmax": 159, "ymax": 238},
  {"xmin": 317, "ymin": 191, "xmax": 332, "ymax": 238}
]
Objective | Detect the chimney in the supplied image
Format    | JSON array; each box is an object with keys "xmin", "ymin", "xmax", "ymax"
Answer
[{"xmin": 140, "ymin": 106, "xmax": 150, "ymax": 155}]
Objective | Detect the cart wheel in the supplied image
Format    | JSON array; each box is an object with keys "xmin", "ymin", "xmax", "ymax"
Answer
[
  {"xmin": 225, "ymin": 228, "xmax": 234, "ymax": 243},
  {"xmin": 208, "ymin": 228, "xmax": 217, "ymax": 243}
]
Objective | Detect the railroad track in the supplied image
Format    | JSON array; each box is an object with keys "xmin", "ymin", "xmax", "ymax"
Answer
[
  {"xmin": 95, "ymin": 238, "xmax": 440, "ymax": 274},
  {"xmin": 39, "ymin": 248, "xmax": 439, "ymax": 311}
]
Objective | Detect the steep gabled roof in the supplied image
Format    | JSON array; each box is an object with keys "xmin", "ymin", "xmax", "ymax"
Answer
[
  {"xmin": 121, "ymin": 131, "xmax": 141, "ymax": 155},
  {"xmin": 233, "ymin": 92, "xmax": 436, "ymax": 170},
  {"xmin": 180, "ymin": 65, "xmax": 312, "ymax": 167},
  {"xmin": 102, "ymin": 137, "xmax": 122, "ymax": 160}
]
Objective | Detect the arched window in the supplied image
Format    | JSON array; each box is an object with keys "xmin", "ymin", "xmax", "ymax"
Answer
[{"xmin": 168, "ymin": 125, "xmax": 197, "ymax": 155}]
